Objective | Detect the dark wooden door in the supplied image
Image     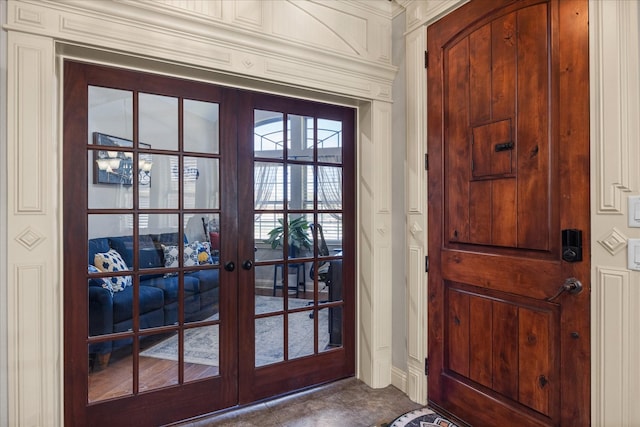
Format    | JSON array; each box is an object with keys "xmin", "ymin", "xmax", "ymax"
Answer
[
  {"xmin": 63, "ymin": 61, "xmax": 355, "ymax": 426},
  {"xmin": 427, "ymin": 1, "xmax": 590, "ymax": 426},
  {"xmin": 235, "ymin": 91, "xmax": 356, "ymax": 404}
]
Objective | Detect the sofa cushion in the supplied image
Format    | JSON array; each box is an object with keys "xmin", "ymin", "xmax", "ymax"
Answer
[
  {"xmin": 112, "ymin": 285, "xmax": 164, "ymax": 325},
  {"xmin": 143, "ymin": 274, "xmax": 200, "ymax": 305},
  {"xmin": 194, "ymin": 269, "xmax": 219, "ymax": 293},
  {"xmin": 94, "ymin": 249, "xmax": 132, "ymax": 292},
  {"xmin": 109, "ymin": 235, "xmax": 163, "ymax": 269}
]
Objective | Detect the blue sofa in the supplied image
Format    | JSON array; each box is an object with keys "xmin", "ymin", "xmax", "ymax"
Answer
[{"xmin": 88, "ymin": 233, "xmax": 219, "ymax": 368}]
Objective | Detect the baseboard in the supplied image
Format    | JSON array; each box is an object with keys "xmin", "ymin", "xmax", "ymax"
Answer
[{"xmin": 391, "ymin": 365, "xmax": 407, "ymax": 393}]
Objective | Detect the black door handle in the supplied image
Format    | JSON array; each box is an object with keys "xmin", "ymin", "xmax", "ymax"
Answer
[
  {"xmin": 224, "ymin": 261, "xmax": 235, "ymax": 272},
  {"xmin": 242, "ymin": 260, "xmax": 253, "ymax": 270}
]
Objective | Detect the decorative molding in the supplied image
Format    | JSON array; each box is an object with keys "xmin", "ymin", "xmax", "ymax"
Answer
[
  {"xmin": 373, "ymin": 101, "xmax": 393, "ymax": 213},
  {"xmin": 404, "ymin": 0, "xmax": 468, "ymax": 34},
  {"xmin": 7, "ymin": 0, "xmax": 397, "ymax": 101},
  {"xmin": 9, "ymin": 35, "xmax": 50, "ymax": 214},
  {"xmin": 14, "ymin": 227, "xmax": 45, "ymax": 251},
  {"xmin": 391, "ymin": 365, "xmax": 408, "ymax": 392},
  {"xmin": 409, "ymin": 221, "xmax": 422, "ymax": 237},
  {"xmin": 592, "ymin": 267, "xmax": 640, "ymax": 426},
  {"xmin": 405, "ymin": 27, "xmax": 425, "ymax": 215},
  {"xmin": 591, "ymin": 0, "xmax": 640, "ymax": 214},
  {"xmin": 597, "ymin": 227, "xmax": 628, "ymax": 256}
]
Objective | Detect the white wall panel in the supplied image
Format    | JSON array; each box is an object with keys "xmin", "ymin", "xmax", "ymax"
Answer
[
  {"xmin": 590, "ymin": 1, "xmax": 640, "ymax": 425},
  {"xmin": 6, "ymin": 31, "xmax": 60, "ymax": 427}
]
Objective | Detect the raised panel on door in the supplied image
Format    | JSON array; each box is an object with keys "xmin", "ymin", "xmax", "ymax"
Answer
[{"xmin": 427, "ymin": 1, "xmax": 590, "ymax": 425}]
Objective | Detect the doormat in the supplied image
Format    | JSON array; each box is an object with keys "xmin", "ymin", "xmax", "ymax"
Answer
[
  {"xmin": 386, "ymin": 407, "xmax": 459, "ymax": 427},
  {"xmin": 140, "ymin": 296, "xmax": 329, "ymax": 366}
]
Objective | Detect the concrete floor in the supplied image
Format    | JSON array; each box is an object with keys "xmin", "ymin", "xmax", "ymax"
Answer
[{"xmin": 171, "ymin": 377, "xmax": 424, "ymax": 427}]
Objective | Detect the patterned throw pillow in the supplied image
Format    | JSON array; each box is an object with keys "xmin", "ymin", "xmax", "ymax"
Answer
[
  {"xmin": 93, "ymin": 249, "xmax": 132, "ymax": 293},
  {"xmin": 162, "ymin": 242, "xmax": 202, "ymax": 268},
  {"xmin": 88, "ymin": 265, "xmax": 113, "ymax": 295},
  {"xmin": 198, "ymin": 242, "xmax": 214, "ymax": 265}
]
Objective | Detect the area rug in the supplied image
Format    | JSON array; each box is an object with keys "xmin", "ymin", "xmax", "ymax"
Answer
[
  {"xmin": 140, "ymin": 296, "xmax": 330, "ymax": 366},
  {"xmin": 387, "ymin": 407, "xmax": 459, "ymax": 427}
]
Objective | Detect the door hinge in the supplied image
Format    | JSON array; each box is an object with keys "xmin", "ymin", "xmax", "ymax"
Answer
[
  {"xmin": 425, "ymin": 357, "xmax": 429, "ymax": 376},
  {"xmin": 425, "ymin": 51, "xmax": 429, "ymax": 69},
  {"xmin": 425, "ymin": 255, "xmax": 429, "ymax": 272},
  {"xmin": 425, "ymin": 153, "xmax": 428, "ymax": 171}
]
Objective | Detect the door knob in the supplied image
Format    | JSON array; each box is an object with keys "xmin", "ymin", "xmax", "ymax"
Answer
[
  {"xmin": 242, "ymin": 260, "xmax": 253, "ymax": 270},
  {"xmin": 224, "ymin": 261, "xmax": 235, "ymax": 272},
  {"xmin": 546, "ymin": 277, "xmax": 583, "ymax": 302}
]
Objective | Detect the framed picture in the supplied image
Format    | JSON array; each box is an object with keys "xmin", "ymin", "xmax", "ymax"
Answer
[{"xmin": 93, "ymin": 132, "xmax": 151, "ymax": 185}]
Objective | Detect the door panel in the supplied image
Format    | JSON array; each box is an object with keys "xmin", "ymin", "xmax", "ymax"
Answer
[
  {"xmin": 236, "ymin": 92, "xmax": 356, "ymax": 404},
  {"xmin": 427, "ymin": 1, "xmax": 590, "ymax": 426}
]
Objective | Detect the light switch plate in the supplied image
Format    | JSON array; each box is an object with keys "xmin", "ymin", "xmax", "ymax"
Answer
[
  {"xmin": 628, "ymin": 239, "xmax": 640, "ymax": 271},
  {"xmin": 629, "ymin": 195, "xmax": 640, "ymax": 227}
]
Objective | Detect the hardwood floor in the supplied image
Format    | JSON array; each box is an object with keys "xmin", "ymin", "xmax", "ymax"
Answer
[
  {"xmin": 88, "ymin": 289, "xmax": 327, "ymax": 403},
  {"xmin": 89, "ymin": 346, "xmax": 219, "ymax": 402}
]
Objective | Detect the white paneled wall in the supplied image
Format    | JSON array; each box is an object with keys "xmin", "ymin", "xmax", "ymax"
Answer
[
  {"xmin": 590, "ymin": 1, "xmax": 640, "ymax": 425},
  {"xmin": 3, "ymin": 1, "xmax": 397, "ymax": 424}
]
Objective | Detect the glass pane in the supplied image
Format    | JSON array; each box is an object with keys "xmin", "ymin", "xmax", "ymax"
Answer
[
  {"xmin": 254, "ymin": 265, "xmax": 277, "ymax": 297},
  {"xmin": 254, "ymin": 162, "xmax": 284, "ymax": 210},
  {"xmin": 317, "ymin": 118, "xmax": 342, "ymax": 164},
  {"xmin": 139, "ymin": 93, "xmax": 178, "ymax": 151},
  {"xmin": 288, "ymin": 310, "xmax": 315, "ymax": 360},
  {"xmin": 139, "ymin": 333, "xmax": 179, "ymax": 391},
  {"xmin": 138, "ymin": 154, "xmax": 179, "ymax": 209},
  {"xmin": 256, "ymin": 213, "xmax": 284, "ymax": 261},
  {"xmin": 88, "ymin": 86, "xmax": 133, "ymax": 143},
  {"xmin": 288, "ymin": 115, "xmax": 313, "ymax": 161},
  {"xmin": 286, "ymin": 214, "xmax": 314, "ymax": 260},
  {"xmin": 287, "ymin": 290, "xmax": 313, "ymax": 312},
  {"xmin": 287, "ymin": 164, "xmax": 313, "ymax": 210},
  {"xmin": 256, "ymin": 294, "xmax": 283, "ymax": 315},
  {"xmin": 318, "ymin": 213, "xmax": 342, "ymax": 255},
  {"xmin": 318, "ymin": 166, "xmax": 342, "ymax": 211},
  {"xmin": 88, "ymin": 340, "xmax": 132, "ymax": 403},
  {"xmin": 184, "ymin": 99, "xmax": 219, "ymax": 154},
  {"xmin": 254, "ymin": 110, "xmax": 284, "ymax": 159},
  {"xmin": 88, "ymin": 214, "xmax": 134, "ymax": 263},
  {"xmin": 183, "ymin": 213, "xmax": 220, "ymax": 260},
  {"xmin": 88, "ymin": 149, "xmax": 133, "ymax": 209},
  {"xmin": 183, "ymin": 157, "xmax": 219, "ymax": 210},
  {"xmin": 184, "ymin": 324, "xmax": 220, "ymax": 381},
  {"xmin": 138, "ymin": 148, "xmax": 153, "ymax": 187},
  {"xmin": 322, "ymin": 305, "xmax": 342, "ymax": 351},
  {"xmin": 185, "ymin": 277, "xmax": 220, "ymax": 326},
  {"xmin": 255, "ymin": 315, "xmax": 283, "ymax": 367}
]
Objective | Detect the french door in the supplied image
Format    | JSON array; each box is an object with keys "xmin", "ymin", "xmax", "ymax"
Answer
[{"xmin": 63, "ymin": 61, "xmax": 355, "ymax": 426}]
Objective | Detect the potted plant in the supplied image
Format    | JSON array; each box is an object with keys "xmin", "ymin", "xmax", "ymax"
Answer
[{"xmin": 265, "ymin": 216, "xmax": 312, "ymax": 255}]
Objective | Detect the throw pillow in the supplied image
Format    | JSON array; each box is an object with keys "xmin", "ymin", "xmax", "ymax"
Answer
[
  {"xmin": 162, "ymin": 242, "xmax": 202, "ymax": 268},
  {"xmin": 88, "ymin": 264, "xmax": 113, "ymax": 295},
  {"xmin": 198, "ymin": 241, "xmax": 214, "ymax": 265},
  {"xmin": 93, "ymin": 249, "xmax": 132, "ymax": 292}
]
